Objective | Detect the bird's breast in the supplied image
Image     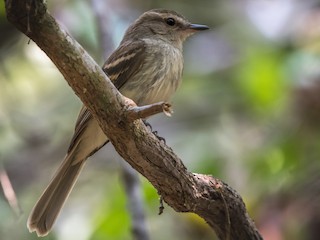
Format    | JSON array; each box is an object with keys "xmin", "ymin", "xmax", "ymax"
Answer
[{"xmin": 121, "ymin": 39, "xmax": 184, "ymax": 106}]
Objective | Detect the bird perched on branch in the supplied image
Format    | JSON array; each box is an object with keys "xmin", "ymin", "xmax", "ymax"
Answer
[{"xmin": 28, "ymin": 8, "xmax": 208, "ymax": 237}]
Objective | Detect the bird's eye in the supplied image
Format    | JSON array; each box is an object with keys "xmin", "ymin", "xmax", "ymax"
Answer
[{"xmin": 166, "ymin": 18, "xmax": 176, "ymax": 26}]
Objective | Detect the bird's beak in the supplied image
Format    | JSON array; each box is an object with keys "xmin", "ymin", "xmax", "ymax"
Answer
[{"xmin": 188, "ymin": 23, "xmax": 209, "ymax": 31}]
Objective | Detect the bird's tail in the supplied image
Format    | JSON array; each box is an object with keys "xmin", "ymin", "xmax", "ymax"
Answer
[
  {"xmin": 27, "ymin": 107, "xmax": 108, "ymax": 237},
  {"xmin": 27, "ymin": 153, "xmax": 85, "ymax": 237}
]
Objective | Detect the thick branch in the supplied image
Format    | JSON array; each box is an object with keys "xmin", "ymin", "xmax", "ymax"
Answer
[{"xmin": 5, "ymin": 1, "xmax": 263, "ymax": 239}]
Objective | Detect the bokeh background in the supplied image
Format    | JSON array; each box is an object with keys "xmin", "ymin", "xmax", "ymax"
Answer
[{"xmin": 1, "ymin": 0, "xmax": 320, "ymax": 239}]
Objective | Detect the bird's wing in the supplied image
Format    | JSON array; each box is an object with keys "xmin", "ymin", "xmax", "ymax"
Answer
[
  {"xmin": 67, "ymin": 41, "xmax": 147, "ymax": 153},
  {"xmin": 103, "ymin": 40, "xmax": 147, "ymax": 89},
  {"xmin": 68, "ymin": 105, "xmax": 93, "ymax": 153}
]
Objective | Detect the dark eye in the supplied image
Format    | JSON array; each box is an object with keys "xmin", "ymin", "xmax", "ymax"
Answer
[{"xmin": 166, "ymin": 18, "xmax": 176, "ymax": 26}]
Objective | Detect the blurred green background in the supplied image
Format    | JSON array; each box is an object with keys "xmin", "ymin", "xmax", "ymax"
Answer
[{"xmin": 1, "ymin": 0, "xmax": 320, "ymax": 239}]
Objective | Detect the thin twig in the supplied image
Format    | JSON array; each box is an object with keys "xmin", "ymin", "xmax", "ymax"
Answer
[
  {"xmin": 0, "ymin": 167, "xmax": 23, "ymax": 217},
  {"xmin": 121, "ymin": 162, "xmax": 150, "ymax": 240},
  {"xmin": 158, "ymin": 195, "xmax": 164, "ymax": 215},
  {"xmin": 126, "ymin": 102, "xmax": 173, "ymax": 121}
]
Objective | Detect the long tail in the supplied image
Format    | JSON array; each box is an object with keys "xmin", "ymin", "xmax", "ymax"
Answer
[
  {"xmin": 27, "ymin": 153, "xmax": 86, "ymax": 237},
  {"xmin": 27, "ymin": 107, "xmax": 108, "ymax": 237}
]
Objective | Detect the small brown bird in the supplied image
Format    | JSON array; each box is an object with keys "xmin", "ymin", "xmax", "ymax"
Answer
[{"xmin": 27, "ymin": 8, "xmax": 208, "ymax": 236}]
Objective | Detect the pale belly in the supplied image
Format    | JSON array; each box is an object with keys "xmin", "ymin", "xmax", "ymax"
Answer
[
  {"xmin": 120, "ymin": 40, "xmax": 183, "ymax": 106},
  {"xmin": 121, "ymin": 78, "xmax": 179, "ymax": 106}
]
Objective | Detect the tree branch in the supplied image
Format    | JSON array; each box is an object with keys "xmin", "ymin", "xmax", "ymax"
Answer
[
  {"xmin": 5, "ymin": 1, "xmax": 263, "ymax": 239},
  {"xmin": 126, "ymin": 102, "xmax": 173, "ymax": 121}
]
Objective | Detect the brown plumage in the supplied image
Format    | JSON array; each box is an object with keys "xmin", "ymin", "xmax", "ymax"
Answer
[{"xmin": 27, "ymin": 9, "xmax": 208, "ymax": 236}]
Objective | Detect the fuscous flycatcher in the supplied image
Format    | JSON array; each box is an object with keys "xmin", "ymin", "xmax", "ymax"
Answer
[{"xmin": 27, "ymin": 9, "xmax": 208, "ymax": 236}]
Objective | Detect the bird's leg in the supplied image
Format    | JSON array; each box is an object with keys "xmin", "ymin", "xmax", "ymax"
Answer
[
  {"xmin": 143, "ymin": 120, "xmax": 153, "ymax": 131},
  {"xmin": 143, "ymin": 120, "xmax": 166, "ymax": 143}
]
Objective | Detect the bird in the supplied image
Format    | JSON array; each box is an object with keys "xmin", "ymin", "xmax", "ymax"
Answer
[{"xmin": 27, "ymin": 8, "xmax": 209, "ymax": 237}]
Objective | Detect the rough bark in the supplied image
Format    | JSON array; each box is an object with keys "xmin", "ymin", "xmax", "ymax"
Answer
[{"xmin": 5, "ymin": 1, "xmax": 263, "ymax": 239}]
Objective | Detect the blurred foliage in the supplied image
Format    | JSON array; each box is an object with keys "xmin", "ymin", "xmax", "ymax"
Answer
[{"xmin": 2, "ymin": 0, "xmax": 320, "ymax": 239}]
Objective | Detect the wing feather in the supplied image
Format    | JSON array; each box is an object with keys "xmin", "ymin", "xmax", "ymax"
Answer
[
  {"xmin": 68, "ymin": 41, "xmax": 147, "ymax": 152},
  {"xmin": 103, "ymin": 40, "xmax": 146, "ymax": 89}
]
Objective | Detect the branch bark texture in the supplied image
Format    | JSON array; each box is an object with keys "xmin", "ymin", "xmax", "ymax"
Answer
[{"xmin": 5, "ymin": 1, "xmax": 263, "ymax": 239}]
